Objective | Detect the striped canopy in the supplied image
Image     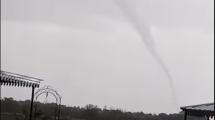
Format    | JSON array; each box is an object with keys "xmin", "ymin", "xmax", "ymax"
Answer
[{"xmin": 1, "ymin": 70, "xmax": 43, "ymax": 88}]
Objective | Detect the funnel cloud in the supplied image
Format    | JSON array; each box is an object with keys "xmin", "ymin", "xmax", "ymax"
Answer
[{"xmin": 114, "ymin": 0, "xmax": 179, "ymax": 112}]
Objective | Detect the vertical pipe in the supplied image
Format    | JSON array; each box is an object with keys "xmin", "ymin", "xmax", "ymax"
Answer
[
  {"xmin": 34, "ymin": 98, "xmax": 37, "ymax": 120},
  {"xmin": 58, "ymin": 104, "xmax": 61, "ymax": 120},
  {"xmin": 55, "ymin": 102, "xmax": 57, "ymax": 120},
  {"xmin": 29, "ymin": 86, "xmax": 35, "ymax": 120},
  {"xmin": 184, "ymin": 110, "xmax": 187, "ymax": 120},
  {"xmin": 58, "ymin": 100, "xmax": 61, "ymax": 120}
]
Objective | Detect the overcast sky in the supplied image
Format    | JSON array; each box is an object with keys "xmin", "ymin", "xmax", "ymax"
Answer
[{"xmin": 1, "ymin": 0, "xmax": 214, "ymax": 114}]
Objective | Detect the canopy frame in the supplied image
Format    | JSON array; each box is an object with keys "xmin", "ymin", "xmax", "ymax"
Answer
[{"xmin": 1, "ymin": 70, "xmax": 43, "ymax": 120}]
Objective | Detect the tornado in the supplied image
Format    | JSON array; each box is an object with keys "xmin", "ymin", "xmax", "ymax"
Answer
[{"xmin": 114, "ymin": 0, "xmax": 179, "ymax": 112}]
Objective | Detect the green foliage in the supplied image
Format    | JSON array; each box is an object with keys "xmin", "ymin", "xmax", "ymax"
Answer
[{"xmin": 1, "ymin": 97, "xmax": 206, "ymax": 120}]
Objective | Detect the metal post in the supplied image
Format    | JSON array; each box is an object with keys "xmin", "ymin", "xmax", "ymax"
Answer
[
  {"xmin": 58, "ymin": 99, "xmax": 61, "ymax": 120},
  {"xmin": 184, "ymin": 110, "xmax": 187, "ymax": 120},
  {"xmin": 34, "ymin": 98, "xmax": 37, "ymax": 120},
  {"xmin": 29, "ymin": 86, "xmax": 35, "ymax": 120},
  {"xmin": 58, "ymin": 104, "xmax": 61, "ymax": 120},
  {"xmin": 55, "ymin": 103, "xmax": 57, "ymax": 120}
]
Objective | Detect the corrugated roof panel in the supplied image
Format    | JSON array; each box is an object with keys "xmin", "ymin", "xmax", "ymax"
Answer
[{"xmin": 181, "ymin": 103, "xmax": 214, "ymax": 112}]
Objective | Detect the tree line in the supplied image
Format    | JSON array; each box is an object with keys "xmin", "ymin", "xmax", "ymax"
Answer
[{"xmin": 1, "ymin": 97, "xmax": 205, "ymax": 120}]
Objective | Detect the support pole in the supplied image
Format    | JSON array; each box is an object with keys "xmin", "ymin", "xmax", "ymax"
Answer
[
  {"xmin": 58, "ymin": 104, "xmax": 61, "ymax": 120},
  {"xmin": 34, "ymin": 98, "xmax": 38, "ymax": 120},
  {"xmin": 29, "ymin": 86, "xmax": 35, "ymax": 120},
  {"xmin": 55, "ymin": 103, "xmax": 57, "ymax": 120},
  {"xmin": 184, "ymin": 110, "xmax": 187, "ymax": 120}
]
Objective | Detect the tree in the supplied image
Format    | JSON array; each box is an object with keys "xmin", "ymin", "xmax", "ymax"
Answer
[{"xmin": 1, "ymin": 97, "xmax": 207, "ymax": 120}]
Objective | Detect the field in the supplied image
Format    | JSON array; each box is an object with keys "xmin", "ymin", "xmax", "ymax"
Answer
[
  {"xmin": 1, "ymin": 113, "xmax": 49, "ymax": 120},
  {"xmin": 1, "ymin": 113, "xmax": 20, "ymax": 120},
  {"xmin": 1, "ymin": 113, "xmax": 76, "ymax": 120}
]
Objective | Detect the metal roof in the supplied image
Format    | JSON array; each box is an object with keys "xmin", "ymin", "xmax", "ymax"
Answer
[
  {"xmin": 181, "ymin": 103, "xmax": 214, "ymax": 112},
  {"xmin": 1, "ymin": 70, "xmax": 43, "ymax": 88},
  {"xmin": 180, "ymin": 103, "xmax": 214, "ymax": 117}
]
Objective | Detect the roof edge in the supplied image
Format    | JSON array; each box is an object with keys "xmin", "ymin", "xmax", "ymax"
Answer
[
  {"xmin": 180, "ymin": 102, "xmax": 214, "ymax": 109},
  {"xmin": 1, "ymin": 70, "xmax": 44, "ymax": 82}
]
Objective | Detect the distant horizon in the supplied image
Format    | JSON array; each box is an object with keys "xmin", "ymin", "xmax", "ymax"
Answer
[
  {"xmin": 2, "ymin": 96, "xmax": 214, "ymax": 115},
  {"xmin": 1, "ymin": 97, "xmax": 184, "ymax": 114},
  {"xmin": 1, "ymin": 0, "xmax": 214, "ymax": 114}
]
